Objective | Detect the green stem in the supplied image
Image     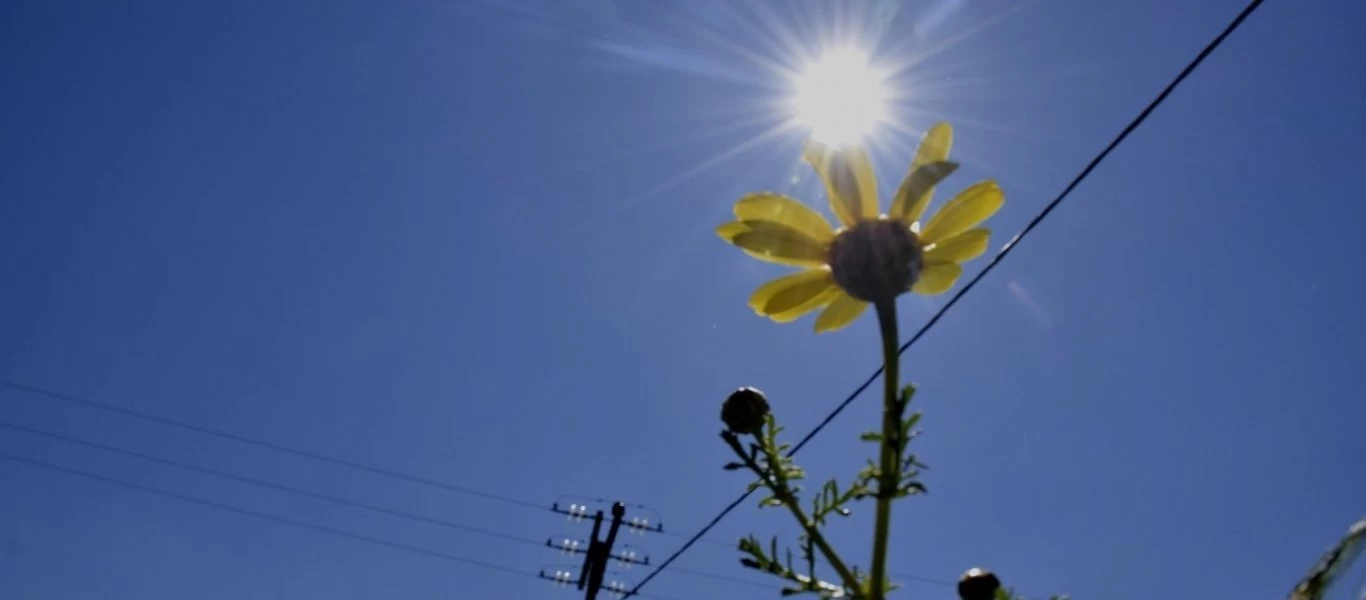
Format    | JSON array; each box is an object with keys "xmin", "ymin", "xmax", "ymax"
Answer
[
  {"xmin": 773, "ymin": 487, "xmax": 861, "ymax": 593},
  {"xmin": 869, "ymin": 299, "xmax": 900, "ymax": 599},
  {"xmin": 724, "ymin": 433, "xmax": 861, "ymax": 594}
]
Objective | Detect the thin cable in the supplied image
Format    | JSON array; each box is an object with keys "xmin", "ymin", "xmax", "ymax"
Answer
[
  {"xmin": 655, "ymin": 530, "xmax": 952, "ymax": 587},
  {"xmin": 0, "ymin": 452, "xmax": 536, "ymax": 579},
  {"xmin": 0, "ymin": 452, "xmax": 684, "ymax": 600},
  {"xmin": 662, "ymin": 564, "xmax": 959, "ymax": 591},
  {"xmin": 0, "ymin": 419, "xmax": 545, "ymax": 548},
  {"xmin": 667, "ymin": 566, "xmax": 770, "ymax": 589},
  {"xmin": 0, "ymin": 378, "xmax": 544, "ymax": 511},
  {"xmin": 623, "ymin": 493, "xmax": 752, "ymax": 598},
  {"xmin": 657, "ymin": 529, "xmax": 733, "ymax": 547},
  {"xmin": 624, "ymin": 0, "xmax": 1268, "ymax": 596},
  {"xmin": 789, "ymin": 0, "xmax": 1267, "ymax": 458},
  {"xmin": 0, "ymin": 420, "xmax": 773, "ymax": 595}
]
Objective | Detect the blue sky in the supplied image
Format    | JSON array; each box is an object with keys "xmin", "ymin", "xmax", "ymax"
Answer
[{"xmin": 2, "ymin": 0, "xmax": 1364, "ymax": 598}]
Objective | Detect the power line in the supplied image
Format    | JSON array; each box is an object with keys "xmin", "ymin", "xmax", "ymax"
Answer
[
  {"xmin": 668, "ymin": 566, "xmax": 770, "ymax": 589},
  {"xmin": 0, "ymin": 419, "xmax": 778, "ymax": 595},
  {"xmin": 0, "ymin": 419, "xmax": 545, "ymax": 548},
  {"xmin": 0, "ymin": 378, "xmax": 543, "ymax": 511},
  {"xmin": 0, "ymin": 452, "xmax": 538, "ymax": 580},
  {"xmin": 667, "ymin": 564, "xmax": 952, "ymax": 591},
  {"xmin": 623, "ymin": 0, "xmax": 1269, "ymax": 596},
  {"xmin": 656, "ymin": 526, "xmax": 952, "ymax": 588},
  {"xmin": 0, "ymin": 452, "xmax": 687, "ymax": 600}
]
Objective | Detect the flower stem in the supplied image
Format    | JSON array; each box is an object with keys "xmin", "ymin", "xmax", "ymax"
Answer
[
  {"xmin": 723, "ymin": 432, "xmax": 861, "ymax": 593},
  {"xmin": 774, "ymin": 486, "xmax": 861, "ymax": 593},
  {"xmin": 869, "ymin": 298, "xmax": 900, "ymax": 599}
]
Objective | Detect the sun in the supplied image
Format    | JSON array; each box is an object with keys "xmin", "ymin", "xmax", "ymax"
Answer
[{"xmin": 790, "ymin": 48, "xmax": 890, "ymax": 147}]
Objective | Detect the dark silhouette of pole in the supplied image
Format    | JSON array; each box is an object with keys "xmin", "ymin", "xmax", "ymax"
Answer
[
  {"xmin": 576, "ymin": 509, "xmax": 603, "ymax": 594},
  {"xmin": 582, "ymin": 502, "xmax": 626, "ymax": 600}
]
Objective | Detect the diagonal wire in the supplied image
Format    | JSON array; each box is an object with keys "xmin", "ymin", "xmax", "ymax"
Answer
[
  {"xmin": 624, "ymin": 0, "xmax": 1268, "ymax": 596},
  {"xmin": 655, "ymin": 529, "xmax": 954, "ymax": 587},
  {"xmin": 3, "ymin": 379, "xmax": 925, "ymax": 580},
  {"xmin": 0, "ymin": 378, "xmax": 544, "ymax": 511},
  {"xmin": 668, "ymin": 566, "xmax": 772, "ymax": 589},
  {"xmin": 0, "ymin": 385, "xmax": 942, "ymax": 591}
]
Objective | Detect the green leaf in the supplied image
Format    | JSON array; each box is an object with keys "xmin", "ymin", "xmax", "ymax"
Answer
[
  {"xmin": 899, "ymin": 482, "xmax": 927, "ymax": 496},
  {"xmin": 723, "ymin": 462, "xmax": 745, "ymax": 471},
  {"xmin": 859, "ymin": 431, "xmax": 882, "ymax": 442},
  {"xmin": 899, "ymin": 383, "xmax": 917, "ymax": 405},
  {"xmin": 901, "ymin": 411, "xmax": 921, "ymax": 431},
  {"xmin": 894, "ymin": 412, "xmax": 922, "ymax": 453}
]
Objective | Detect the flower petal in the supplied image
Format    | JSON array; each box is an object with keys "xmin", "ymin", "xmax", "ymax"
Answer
[
  {"xmin": 911, "ymin": 261, "xmax": 962, "ymax": 295},
  {"xmin": 889, "ymin": 161, "xmax": 958, "ymax": 225},
  {"xmin": 919, "ymin": 180, "xmax": 1004, "ymax": 245},
  {"xmin": 715, "ymin": 221, "xmax": 750, "ymax": 242},
  {"xmin": 726, "ymin": 220, "xmax": 829, "ymax": 267},
  {"xmin": 748, "ymin": 269, "xmax": 840, "ymax": 323},
  {"xmin": 803, "ymin": 141, "xmax": 878, "ymax": 226},
  {"xmin": 923, "ymin": 227, "xmax": 991, "ymax": 264},
  {"xmin": 888, "ymin": 122, "xmax": 953, "ymax": 223},
  {"xmin": 813, "ymin": 293, "xmax": 870, "ymax": 333},
  {"xmin": 733, "ymin": 193, "xmax": 835, "ymax": 243},
  {"xmin": 772, "ymin": 285, "xmax": 841, "ymax": 323}
]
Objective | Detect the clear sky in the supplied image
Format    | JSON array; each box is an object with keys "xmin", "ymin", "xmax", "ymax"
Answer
[{"xmin": 2, "ymin": 0, "xmax": 1364, "ymax": 599}]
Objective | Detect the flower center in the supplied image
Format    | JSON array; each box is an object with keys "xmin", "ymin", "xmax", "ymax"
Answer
[{"xmin": 827, "ymin": 218, "xmax": 923, "ymax": 303}]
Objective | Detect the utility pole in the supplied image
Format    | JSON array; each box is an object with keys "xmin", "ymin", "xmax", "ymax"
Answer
[
  {"xmin": 540, "ymin": 498, "xmax": 656, "ymax": 598},
  {"xmin": 579, "ymin": 502, "xmax": 625, "ymax": 600}
]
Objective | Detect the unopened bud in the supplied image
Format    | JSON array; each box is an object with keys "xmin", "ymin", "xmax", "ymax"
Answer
[
  {"xmin": 957, "ymin": 567, "xmax": 1001, "ymax": 600},
  {"xmin": 721, "ymin": 387, "xmax": 769, "ymax": 436}
]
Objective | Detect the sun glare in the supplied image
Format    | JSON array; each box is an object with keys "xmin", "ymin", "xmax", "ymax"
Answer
[{"xmin": 791, "ymin": 48, "xmax": 889, "ymax": 147}]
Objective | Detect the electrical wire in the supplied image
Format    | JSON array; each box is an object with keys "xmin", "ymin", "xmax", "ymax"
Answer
[
  {"xmin": 0, "ymin": 452, "xmax": 538, "ymax": 580},
  {"xmin": 0, "ymin": 452, "xmax": 691, "ymax": 600},
  {"xmin": 667, "ymin": 566, "xmax": 771, "ymax": 589},
  {"xmin": 0, "ymin": 379, "xmax": 955, "ymax": 587},
  {"xmin": 622, "ymin": 0, "xmax": 1269, "ymax": 596},
  {"xmin": 1, "ymin": 1, "xmax": 1272, "ymax": 594},
  {"xmin": 654, "ymin": 529, "xmax": 954, "ymax": 586},
  {"xmin": 0, "ymin": 419, "xmax": 545, "ymax": 548},
  {"xmin": 0, "ymin": 419, "xmax": 785, "ymax": 595},
  {"xmin": 0, "ymin": 378, "xmax": 543, "ymax": 511}
]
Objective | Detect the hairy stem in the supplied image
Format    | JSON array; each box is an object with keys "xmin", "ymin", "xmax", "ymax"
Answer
[
  {"xmin": 774, "ymin": 486, "xmax": 861, "ymax": 593},
  {"xmin": 869, "ymin": 299, "xmax": 900, "ymax": 599},
  {"xmin": 724, "ymin": 433, "xmax": 861, "ymax": 594}
]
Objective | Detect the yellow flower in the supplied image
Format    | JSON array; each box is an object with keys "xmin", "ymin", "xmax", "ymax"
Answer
[{"xmin": 716, "ymin": 122, "xmax": 1004, "ymax": 333}]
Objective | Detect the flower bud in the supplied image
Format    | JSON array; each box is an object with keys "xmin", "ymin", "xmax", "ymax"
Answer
[
  {"xmin": 721, "ymin": 387, "xmax": 769, "ymax": 436},
  {"xmin": 957, "ymin": 567, "xmax": 1001, "ymax": 600}
]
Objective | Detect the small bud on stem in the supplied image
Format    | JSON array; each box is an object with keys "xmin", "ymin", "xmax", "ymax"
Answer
[
  {"xmin": 721, "ymin": 386, "xmax": 770, "ymax": 436},
  {"xmin": 957, "ymin": 567, "xmax": 1002, "ymax": 600}
]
